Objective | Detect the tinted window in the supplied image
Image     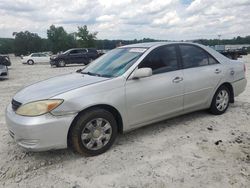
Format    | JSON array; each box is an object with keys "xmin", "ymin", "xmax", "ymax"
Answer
[
  {"xmin": 138, "ymin": 45, "xmax": 178, "ymax": 74},
  {"xmin": 79, "ymin": 49, "xmax": 87, "ymax": 53},
  {"xmin": 69, "ymin": 50, "xmax": 79, "ymax": 54},
  {"xmin": 179, "ymin": 45, "xmax": 209, "ymax": 68},
  {"xmin": 88, "ymin": 49, "xmax": 97, "ymax": 53}
]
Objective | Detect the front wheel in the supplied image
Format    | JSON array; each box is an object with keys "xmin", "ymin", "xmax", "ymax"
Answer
[
  {"xmin": 58, "ymin": 60, "xmax": 66, "ymax": 67},
  {"xmin": 27, "ymin": 60, "xmax": 34, "ymax": 65},
  {"xmin": 210, "ymin": 86, "xmax": 230, "ymax": 115},
  {"xmin": 69, "ymin": 109, "xmax": 118, "ymax": 156}
]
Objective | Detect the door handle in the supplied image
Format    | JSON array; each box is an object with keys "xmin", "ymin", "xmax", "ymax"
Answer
[
  {"xmin": 214, "ymin": 69, "xmax": 221, "ymax": 74},
  {"xmin": 172, "ymin": 77, "xmax": 183, "ymax": 83}
]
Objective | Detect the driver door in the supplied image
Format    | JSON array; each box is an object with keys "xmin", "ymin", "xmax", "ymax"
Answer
[{"xmin": 125, "ymin": 45, "xmax": 184, "ymax": 127}]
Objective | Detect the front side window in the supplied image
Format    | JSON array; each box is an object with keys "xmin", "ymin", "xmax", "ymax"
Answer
[
  {"xmin": 138, "ymin": 45, "xmax": 178, "ymax": 74},
  {"xmin": 79, "ymin": 49, "xmax": 87, "ymax": 53},
  {"xmin": 179, "ymin": 45, "xmax": 209, "ymax": 68},
  {"xmin": 69, "ymin": 50, "xmax": 79, "ymax": 54},
  {"xmin": 82, "ymin": 48, "xmax": 146, "ymax": 77},
  {"xmin": 31, "ymin": 53, "xmax": 39, "ymax": 57}
]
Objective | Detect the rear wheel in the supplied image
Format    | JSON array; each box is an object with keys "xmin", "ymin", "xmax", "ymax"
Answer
[
  {"xmin": 69, "ymin": 109, "xmax": 118, "ymax": 156},
  {"xmin": 27, "ymin": 60, "xmax": 34, "ymax": 65},
  {"xmin": 210, "ymin": 86, "xmax": 230, "ymax": 115}
]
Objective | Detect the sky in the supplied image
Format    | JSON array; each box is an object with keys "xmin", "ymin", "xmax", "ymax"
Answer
[{"xmin": 0, "ymin": 0, "xmax": 250, "ymax": 40}]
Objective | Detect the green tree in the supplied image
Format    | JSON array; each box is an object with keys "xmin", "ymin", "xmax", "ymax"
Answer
[
  {"xmin": 47, "ymin": 25, "xmax": 76, "ymax": 53},
  {"xmin": 77, "ymin": 25, "xmax": 98, "ymax": 48},
  {"xmin": 12, "ymin": 31, "xmax": 43, "ymax": 56},
  {"xmin": 0, "ymin": 38, "xmax": 14, "ymax": 54}
]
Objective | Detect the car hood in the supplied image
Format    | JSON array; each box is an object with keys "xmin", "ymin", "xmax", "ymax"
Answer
[
  {"xmin": 51, "ymin": 54, "xmax": 65, "ymax": 59},
  {"xmin": 13, "ymin": 73, "xmax": 110, "ymax": 104}
]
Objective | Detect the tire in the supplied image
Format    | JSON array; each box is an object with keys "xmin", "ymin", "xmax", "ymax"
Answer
[
  {"xmin": 210, "ymin": 85, "xmax": 230, "ymax": 115},
  {"xmin": 27, "ymin": 60, "xmax": 34, "ymax": 65},
  {"xmin": 69, "ymin": 109, "xmax": 118, "ymax": 156},
  {"xmin": 58, "ymin": 60, "xmax": 66, "ymax": 67}
]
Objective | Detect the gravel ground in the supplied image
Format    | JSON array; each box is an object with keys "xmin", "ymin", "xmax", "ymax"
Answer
[{"xmin": 0, "ymin": 56, "xmax": 250, "ymax": 188}]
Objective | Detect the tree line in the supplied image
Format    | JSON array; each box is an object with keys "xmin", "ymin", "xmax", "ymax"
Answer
[{"xmin": 0, "ymin": 24, "xmax": 250, "ymax": 55}]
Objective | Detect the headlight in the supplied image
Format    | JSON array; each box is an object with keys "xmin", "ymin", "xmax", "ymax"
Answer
[{"xmin": 16, "ymin": 99, "xmax": 63, "ymax": 116}]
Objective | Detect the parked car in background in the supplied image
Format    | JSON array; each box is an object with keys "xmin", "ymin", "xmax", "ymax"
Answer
[
  {"xmin": 0, "ymin": 55, "xmax": 11, "ymax": 79},
  {"xmin": 6, "ymin": 42, "xmax": 247, "ymax": 156},
  {"xmin": 212, "ymin": 45, "xmax": 249, "ymax": 60},
  {"xmin": 21, "ymin": 53, "xmax": 50, "ymax": 65},
  {"xmin": 50, "ymin": 48, "xmax": 99, "ymax": 67}
]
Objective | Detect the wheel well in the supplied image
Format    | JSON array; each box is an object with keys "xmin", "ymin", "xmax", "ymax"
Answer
[
  {"xmin": 220, "ymin": 82, "xmax": 234, "ymax": 103},
  {"xmin": 67, "ymin": 104, "xmax": 123, "ymax": 147}
]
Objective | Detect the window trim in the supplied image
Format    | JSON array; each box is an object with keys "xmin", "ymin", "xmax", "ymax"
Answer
[{"xmin": 177, "ymin": 44, "xmax": 220, "ymax": 70}]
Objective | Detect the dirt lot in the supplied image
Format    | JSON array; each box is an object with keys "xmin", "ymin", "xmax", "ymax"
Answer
[{"xmin": 0, "ymin": 56, "xmax": 250, "ymax": 188}]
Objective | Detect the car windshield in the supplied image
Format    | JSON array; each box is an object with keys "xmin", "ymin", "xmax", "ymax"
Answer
[
  {"xmin": 82, "ymin": 47, "xmax": 147, "ymax": 77},
  {"xmin": 62, "ymin": 50, "xmax": 71, "ymax": 54}
]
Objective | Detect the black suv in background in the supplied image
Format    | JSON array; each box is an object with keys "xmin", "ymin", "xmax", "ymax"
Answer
[
  {"xmin": 50, "ymin": 48, "xmax": 99, "ymax": 67},
  {"xmin": 0, "ymin": 55, "xmax": 11, "ymax": 79}
]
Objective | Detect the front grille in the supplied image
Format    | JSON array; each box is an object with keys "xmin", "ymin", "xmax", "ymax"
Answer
[
  {"xmin": 12, "ymin": 99, "xmax": 22, "ymax": 111},
  {"xmin": 0, "ymin": 72, "xmax": 7, "ymax": 76}
]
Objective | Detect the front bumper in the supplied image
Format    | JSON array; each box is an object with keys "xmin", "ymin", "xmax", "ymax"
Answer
[
  {"xmin": 0, "ymin": 72, "xmax": 8, "ymax": 79},
  {"xmin": 50, "ymin": 60, "xmax": 58, "ymax": 66},
  {"xmin": 5, "ymin": 104, "xmax": 76, "ymax": 151}
]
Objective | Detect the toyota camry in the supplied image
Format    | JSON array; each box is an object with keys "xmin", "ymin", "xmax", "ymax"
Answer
[{"xmin": 5, "ymin": 42, "xmax": 247, "ymax": 156}]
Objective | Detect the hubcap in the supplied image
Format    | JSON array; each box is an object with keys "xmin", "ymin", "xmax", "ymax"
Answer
[
  {"xmin": 216, "ymin": 90, "xmax": 229, "ymax": 111},
  {"xmin": 59, "ymin": 61, "xmax": 65, "ymax": 66},
  {"xmin": 81, "ymin": 118, "xmax": 112, "ymax": 150}
]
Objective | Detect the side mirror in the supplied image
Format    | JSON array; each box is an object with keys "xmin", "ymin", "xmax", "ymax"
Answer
[{"xmin": 132, "ymin": 68, "xmax": 152, "ymax": 79}]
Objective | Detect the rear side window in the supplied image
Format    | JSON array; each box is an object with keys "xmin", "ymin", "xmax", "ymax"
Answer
[
  {"xmin": 139, "ymin": 45, "xmax": 178, "ymax": 74},
  {"xmin": 88, "ymin": 49, "xmax": 97, "ymax": 53},
  {"xmin": 208, "ymin": 55, "xmax": 219, "ymax": 65},
  {"xmin": 179, "ymin": 45, "xmax": 209, "ymax": 68}
]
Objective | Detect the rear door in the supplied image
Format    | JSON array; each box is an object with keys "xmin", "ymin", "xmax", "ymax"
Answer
[
  {"xmin": 178, "ymin": 44, "xmax": 223, "ymax": 110},
  {"xmin": 125, "ymin": 45, "xmax": 184, "ymax": 126},
  {"xmin": 39, "ymin": 53, "xmax": 49, "ymax": 63}
]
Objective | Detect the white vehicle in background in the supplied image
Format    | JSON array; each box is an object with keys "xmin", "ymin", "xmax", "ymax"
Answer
[{"xmin": 21, "ymin": 53, "xmax": 50, "ymax": 65}]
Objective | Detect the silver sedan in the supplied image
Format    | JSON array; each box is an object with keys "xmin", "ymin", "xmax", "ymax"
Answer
[{"xmin": 5, "ymin": 42, "xmax": 247, "ymax": 155}]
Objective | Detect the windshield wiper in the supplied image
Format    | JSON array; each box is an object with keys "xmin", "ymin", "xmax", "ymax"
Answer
[{"xmin": 81, "ymin": 71, "xmax": 102, "ymax": 77}]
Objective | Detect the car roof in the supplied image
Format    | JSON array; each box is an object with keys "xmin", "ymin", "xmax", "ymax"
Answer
[
  {"xmin": 119, "ymin": 41, "xmax": 203, "ymax": 48},
  {"xmin": 70, "ymin": 48, "xmax": 87, "ymax": 50},
  {"xmin": 119, "ymin": 41, "xmax": 230, "ymax": 64}
]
